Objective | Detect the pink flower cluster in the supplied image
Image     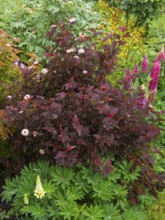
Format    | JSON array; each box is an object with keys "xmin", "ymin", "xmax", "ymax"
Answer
[
  {"xmin": 137, "ymin": 91, "xmax": 147, "ymax": 109},
  {"xmin": 141, "ymin": 56, "xmax": 148, "ymax": 73}
]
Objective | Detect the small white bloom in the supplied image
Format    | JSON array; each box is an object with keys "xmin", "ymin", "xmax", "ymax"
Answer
[
  {"xmin": 7, "ymin": 95, "xmax": 12, "ymax": 99},
  {"xmin": 83, "ymin": 70, "xmax": 88, "ymax": 74},
  {"xmin": 34, "ymin": 61, "xmax": 39, "ymax": 65},
  {"xmin": 41, "ymin": 68, "xmax": 48, "ymax": 75},
  {"xmin": 66, "ymin": 48, "xmax": 74, "ymax": 53},
  {"xmin": 19, "ymin": 110, "xmax": 23, "ymax": 114},
  {"xmin": 74, "ymin": 55, "xmax": 80, "ymax": 59},
  {"xmin": 39, "ymin": 149, "xmax": 45, "ymax": 155},
  {"xmin": 24, "ymin": 94, "xmax": 31, "ymax": 101},
  {"xmin": 21, "ymin": 129, "xmax": 29, "ymax": 136},
  {"xmin": 53, "ymin": 70, "xmax": 56, "ymax": 73},
  {"xmin": 69, "ymin": 18, "xmax": 77, "ymax": 23},
  {"xmin": 28, "ymin": 66, "xmax": 35, "ymax": 70},
  {"xmin": 51, "ymin": 24, "xmax": 57, "ymax": 28},
  {"xmin": 78, "ymin": 48, "xmax": 85, "ymax": 54},
  {"xmin": 6, "ymin": 43, "xmax": 11, "ymax": 47}
]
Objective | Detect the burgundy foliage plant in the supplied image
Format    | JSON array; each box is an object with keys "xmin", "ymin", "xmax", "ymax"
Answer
[{"xmin": 1, "ymin": 22, "xmax": 164, "ymax": 196}]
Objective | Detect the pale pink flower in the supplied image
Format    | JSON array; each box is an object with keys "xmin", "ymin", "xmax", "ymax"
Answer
[
  {"xmin": 78, "ymin": 48, "xmax": 85, "ymax": 54},
  {"xmin": 83, "ymin": 70, "xmax": 88, "ymax": 74},
  {"xmin": 21, "ymin": 129, "xmax": 29, "ymax": 136},
  {"xmin": 41, "ymin": 68, "xmax": 48, "ymax": 75},
  {"xmin": 66, "ymin": 48, "xmax": 74, "ymax": 53},
  {"xmin": 24, "ymin": 94, "xmax": 31, "ymax": 101},
  {"xmin": 69, "ymin": 18, "xmax": 77, "ymax": 23},
  {"xmin": 7, "ymin": 95, "xmax": 12, "ymax": 99},
  {"xmin": 141, "ymin": 55, "xmax": 148, "ymax": 73}
]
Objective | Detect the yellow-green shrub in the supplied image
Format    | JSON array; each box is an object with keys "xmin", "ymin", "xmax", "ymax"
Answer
[
  {"xmin": 95, "ymin": 0, "xmax": 146, "ymax": 85},
  {"xmin": 0, "ymin": 29, "xmax": 21, "ymax": 102},
  {"xmin": 146, "ymin": 190, "xmax": 165, "ymax": 220}
]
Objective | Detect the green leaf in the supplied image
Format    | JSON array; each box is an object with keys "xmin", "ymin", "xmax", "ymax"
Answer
[{"xmin": 82, "ymin": 205, "xmax": 104, "ymax": 220}]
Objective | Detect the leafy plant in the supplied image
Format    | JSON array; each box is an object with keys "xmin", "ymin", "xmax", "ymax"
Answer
[
  {"xmin": 0, "ymin": 160, "xmax": 148, "ymax": 220},
  {"xmin": 1, "ymin": 22, "xmax": 164, "ymax": 197},
  {"xmin": 0, "ymin": 0, "xmax": 101, "ymax": 60},
  {"xmin": 146, "ymin": 190, "xmax": 165, "ymax": 220},
  {"xmin": 95, "ymin": 0, "xmax": 145, "ymax": 84},
  {"xmin": 102, "ymin": 0, "xmax": 163, "ymax": 28},
  {"xmin": 0, "ymin": 29, "xmax": 21, "ymax": 103}
]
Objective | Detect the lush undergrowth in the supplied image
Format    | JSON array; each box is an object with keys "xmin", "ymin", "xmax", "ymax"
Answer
[{"xmin": 0, "ymin": 0, "xmax": 164, "ymax": 219}]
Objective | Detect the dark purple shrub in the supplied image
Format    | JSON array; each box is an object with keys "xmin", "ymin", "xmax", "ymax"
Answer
[{"xmin": 2, "ymin": 22, "xmax": 164, "ymax": 195}]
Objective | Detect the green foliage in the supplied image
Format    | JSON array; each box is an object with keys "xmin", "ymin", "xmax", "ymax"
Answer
[
  {"xmin": 0, "ymin": 160, "xmax": 148, "ymax": 220},
  {"xmin": 0, "ymin": 0, "xmax": 101, "ymax": 60},
  {"xmin": 104, "ymin": 0, "xmax": 163, "ymax": 28},
  {"xmin": 146, "ymin": 190, "xmax": 165, "ymax": 220},
  {"xmin": 0, "ymin": 29, "xmax": 21, "ymax": 102}
]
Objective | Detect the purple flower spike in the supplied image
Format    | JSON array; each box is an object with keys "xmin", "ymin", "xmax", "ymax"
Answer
[
  {"xmin": 150, "ymin": 61, "xmax": 160, "ymax": 79},
  {"xmin": 149, "ymin": 90, "xmax": 157, "ymax": 104},
  {"xmin": 148, "ymin": 60, "xmax": 161, "ymax": 104},
  {"xmin": 138, "ymin": 92, "xmax": 147, "ymax": 109},
  {"xmin": 142, "ymin": 55, "xmax": 149, "ymax": 73},
  {"xmin": 157, "ymin": 46, "xmax": 165, "ymax": 62},
  {"xmin": 134, "ymin": 64, "xmax": 139, "ymax": 74}
]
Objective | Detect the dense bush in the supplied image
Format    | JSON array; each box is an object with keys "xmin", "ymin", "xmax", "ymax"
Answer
[
  {"xmin": 146, "ymin": 189, "xmax": 165, "ymax": 220},
  {"xmin": 101, "ymin": 0, "xmax": 163, "ymax": 28},
  {"xmin": 0, "ymin": 29, "xmax": 21, "ymax": 103},
  {"xmin": 0, "ymin": 160, "xmax": 148, "ymax": 220},
  {"xmin": 0, "ymin": 0, "xmax": 101, "ymax": 60},
  {"xmin": 1, "ymin": 23, "xmax": 164, "ymax": 198},
  {"xmin": 95, "ymin": 0, "xmax": 145, "ymax": 84}
]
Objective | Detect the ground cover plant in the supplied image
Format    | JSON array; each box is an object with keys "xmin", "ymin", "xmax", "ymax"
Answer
[{"xmin": 0, "ymin": 160, "xmax": 146, "ymax": 220}]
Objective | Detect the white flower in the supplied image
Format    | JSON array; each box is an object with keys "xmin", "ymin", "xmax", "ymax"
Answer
[
  {"xmin": 24, "ymin": 94, "xmax": 31, "ymax": 101},
  {"xmin": 78, "ymin": 48, "xmax": 85, "ymax": 54},
  {"xmin": 34, "ymin": 61, "xmax": 39, "ymax": 65},
  {"xmin": 66, "ymin": 48, "xmax": 74, "ymax": 53},
  {"xmin": 6, "ymin": 43, "xmax": 11, "ymax": 47},
  {"xmin": 41, "ymin": 68, "xmax": 48, "ymax": 75},
  {"xmin": 69, "ymin": 18, "xmax": 77, "ymax": 23},
  {"xmin": 83, "ymin": 70, "xmax": 88, "ymax": 74},
  {"xmin": 28, "ymin": 66, "xmax": 35, "ymax": 70},
  {"xmin": 19, "ymin": 110, "xmax": 23, "ymax": 114},
  {"xmin": 34, "ymin": 175, "xmax": 45, "ymax": 199},
  {"xmin": 21, "ymin": 129, "xmax": 29, "ymax": 136},
  {"xmin": 7, "ymin": 95, "xmax": 12, "ymax": 99},
  {"xmin": 74, "ymin": 55, "xmax": 79, "ymax": 59},
  {"xmin": 39, "ymin": 149, "xmax": 45, "ymax": 155},
  {"xmin": 51, "ymin": 24, "xmax": 57, "ymax": 28}
]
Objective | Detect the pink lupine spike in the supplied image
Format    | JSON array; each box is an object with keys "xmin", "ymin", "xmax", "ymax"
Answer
[
  {"xmin": 148, "ymin": 61, "xmax": 161, "ymax": 91},
  {"xmin": 141, "ymin": 55, "xmax": 148, "ymax": 73},
  {"xmin": 157, "ymin": 46, "xmax": 165, "ymax": 62},
  {"xmin": 134, "ymin": 64, "xmax": 139, "ymax": 74}
]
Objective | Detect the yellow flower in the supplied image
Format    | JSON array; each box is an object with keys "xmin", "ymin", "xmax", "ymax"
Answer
[
  {"xmin": 34, "ymin": 175, "xmax": 45, "ymax": 199},
  {"xmin": 24, "ymin": 193, "xmax": 29, "ymax": 205}
]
